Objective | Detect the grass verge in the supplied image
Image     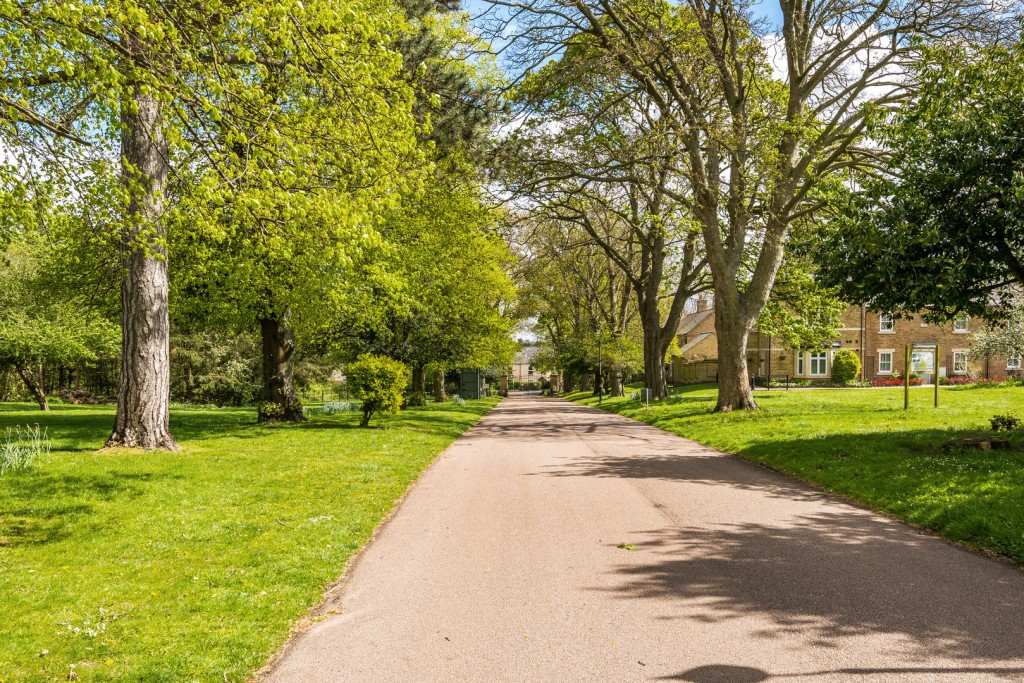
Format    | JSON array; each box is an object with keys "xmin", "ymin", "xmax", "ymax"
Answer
[
  {"xmin": 568, "ymin": 384, "xmax": 1024, "ymax": 564},
  {"xmin": 0, "ymin": 398, "xmax": 498, "ymax": 682}
]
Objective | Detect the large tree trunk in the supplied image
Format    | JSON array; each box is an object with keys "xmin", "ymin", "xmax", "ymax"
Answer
[
  {"xmin": 433, "ymin": 367, "xmax": 447, "ymax": 402},
  {"xmin": 714, "ymin": 304, "xmax": 758, "ymax": 412},
  {"xmin": 609, "ymin": 369, "xmax": 624, "ymax": 397},
  {"xmin": 642, "ymin": 322, "xmax": 669, "ymax": 400},
  {"xmin": 411, "ymin": 364, "xmax": 426, "ymax": 395},
  {"xmin": 258, "ymin": 314, "xmax": 304, "ymax": 423},
  {"xmin": 592, "ymin": 370, "xmax": 604, "ymax": 397},
  {"xmin": 15, "ymin": 363, "xmax": 48, "ymax": 411},
  {"xmin": 106, "ymin": 80, "xmax": 178, "ymax": 450}
]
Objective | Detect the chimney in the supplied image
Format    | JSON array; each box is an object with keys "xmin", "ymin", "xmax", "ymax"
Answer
[{"xmin": 696, "ymin": 293, "xmax": 712, "ymax": 312}]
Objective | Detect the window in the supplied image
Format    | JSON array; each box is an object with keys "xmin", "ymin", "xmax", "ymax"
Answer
[
  {"xmin": 953, "ymin": 313, "xmax": 969, "ymax": 333},
  {"xmin": 810, "ymin": 352, "xmax": 828, "ymax": 376},
  {"xmin": 528, "ymin": 365, "xmax": 534, "ymax": 375},
  {"xmin": 878, "ymin": 351, "xmax": 893, "ymax": 374},
  {"xmin": 797, "ymin": 354, "xmax": 805, "ymax": 375},
  {"xmin": 1009, "ymin": 355, "xmax": 1021, "ymax": 370},
  {"xmin": 879, "ymin": 313, "xmax": 894, "ymax": 332},
  {"xmin": 953, "ymin": 351, "xmax": 968, "ymax": 375}
]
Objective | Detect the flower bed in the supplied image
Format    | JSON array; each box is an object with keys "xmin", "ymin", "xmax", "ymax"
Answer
[{"xmin": 871, "ymin": 377, "xmax": 925, "ymax": 387}]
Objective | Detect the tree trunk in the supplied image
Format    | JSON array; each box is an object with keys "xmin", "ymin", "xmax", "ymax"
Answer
[
  {"xmin": 258, "ymin": 314, "xmax": 304, "ymax": 423},
  {"xmin": 106, "ymin": 80, "xmax": 178, "ymax": 450},
  {"xmin": 433, "ymin": 368, "xmax": 447, "ymax": 402},
  {"xmin": 609, "ymin": 370, "xmax": 624, "ymax": 397},
  {"xmin": 411, "ymin": 364, "xmax": 426, "ymax": 395},
  {"xmin": 593, "ymin": 370, "xmax": 604, "ymax": 397},
  {"xmin": 714, "ymin": 310, "xmax": 758, "ymax": 412},
  {"xmin": 0, "ymin": 365, "xmax": 11, "ymax": 401},
  {"xmin": 580, "ymin": 372, "xmax": 593, "ymax": 391},
  {"xmin": 642, "ymin": 323, "xmax": 669, "ymax": 400},
  {"xmin": 16, "ymin": 364, "xmax": 48, "ymax": 411}
]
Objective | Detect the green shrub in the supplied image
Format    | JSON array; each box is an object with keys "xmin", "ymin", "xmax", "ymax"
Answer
[
  {"xmin": 1, "ymin": 425, "xmax": 49, "ymax": 475},
  {"xmin": 404, "ymin": 391, "xmax": 427, "ymax": 408},
  {"xmin": 990, "ymin": 414, "xmax": 1022, "ymax": 432},
  {"xmin": 831, "ymin": 349, "xmax": 861, "ymax": 384},
  {"xmin": 346, "ymin": 355, "xmax": 409, "ymax": 427}
]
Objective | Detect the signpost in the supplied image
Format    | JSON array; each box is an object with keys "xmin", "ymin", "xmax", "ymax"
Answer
[{"xmin": 905, "ymin": 342, "xmax": 940, "ymax": 410}]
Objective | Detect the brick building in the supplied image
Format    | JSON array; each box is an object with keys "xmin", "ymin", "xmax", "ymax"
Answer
[{"xmin": 671, "ymin": 303, "xmax": 1020, "ymax": 384}]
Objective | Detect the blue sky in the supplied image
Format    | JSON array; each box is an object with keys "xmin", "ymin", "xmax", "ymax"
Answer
[{"xmin": 465, "ymin": 0, "xmax": 784, "ymax": 31}]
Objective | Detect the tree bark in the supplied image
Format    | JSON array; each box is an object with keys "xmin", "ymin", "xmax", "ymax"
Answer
[
  {"xmin": 580, "ymin": 372, "xmax": 593, "ymax": 391},
  {"xmin": 609, "ymin": 369, "xmax": 624, "ymax": 397},
  {"xmin": 411, "ymin": 364, "xmax": 426, "ymax": 395},
  {"xmin": 433, "ymin": 367, "xmax": 447, "ymax": 402},
  {"xmin": 592, "ymin": 370, "xmax": 604, "ymax": 396},
  {"xmin": 713, "ymin": 303, "xmax": 758, "ymax": 412},
  {"xmin": 258, "ymin": 314, "xmax": 304, "ymax": 423},
  {"xmin": 642, "ymin": 320, "xmax": 669, "ymax": 400},
  {"xmin": 106, "ymin": 78, "xmax": 178, "ymax": 450},
  {"xmin": 15, "ymin": 363, "xmax": 48, "ymax": 411},
  {"xmin": 0, "ymin": 365, "xmax": 12, "ymax": 401}
]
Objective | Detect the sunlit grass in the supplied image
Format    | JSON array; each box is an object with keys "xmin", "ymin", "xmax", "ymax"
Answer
[
  {"xmin": 0, "ymin": 398, "xmax": 498, "ymax": 682},
  {"xmin": 570, "ymin": 384, "xmax": 1024, "ymax": 563}
]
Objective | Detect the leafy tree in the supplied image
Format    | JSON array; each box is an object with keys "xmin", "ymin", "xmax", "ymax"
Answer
[
  {"xmin": 0, "ymin": 225, "xmax": 118, "ymax": 410},
  {"xmin": 817, "ymin": 40, "xmax": 1024, "ymax": 320},
  {"xmin": 488, "ymin": 0, "xmax": 993, "ymax": 410},
  {"xmin": 347, "ymin": 354, "xmax": 410, "ymax": 427},
  {"xmin": 505, "ymin": 44, "xmax": 709, "ymax": 398},
  {"xmin": 0, "ymin": 0, "xmax": 418, "ymax": 447},
  {"xmin": 327, "ymin": 177, "xmax": 518, "ymax": 397},
  {"xmin": 514, "ymin": 215, "xmax": 642, "ymax": 396},
  {"xmin": 169, "ymin": 330, "xmax": 260, "ymax": 407}
]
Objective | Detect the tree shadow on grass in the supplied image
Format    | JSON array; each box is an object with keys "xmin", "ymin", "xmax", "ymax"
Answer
[
  {"xmin": 600, "ymin": 513, "xmax": 1024, "ymax": 668},
  {"xmin": 0, "ymin": 471, "xmax": 181, "ymax": 546}
]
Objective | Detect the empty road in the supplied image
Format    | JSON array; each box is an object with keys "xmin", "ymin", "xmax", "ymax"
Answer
[{"xmin": 264, "ymin": 394, "xmax": 1024, "ymax": 683}]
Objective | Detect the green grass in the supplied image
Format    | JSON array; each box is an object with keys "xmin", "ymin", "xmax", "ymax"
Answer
[
  {"xmin": 0, "ymin": 398, "xmax": 498, "ymax": 682},
  {"xmin": 569, "ymin": 384, "xmax": 1024, "ymax": 564}
]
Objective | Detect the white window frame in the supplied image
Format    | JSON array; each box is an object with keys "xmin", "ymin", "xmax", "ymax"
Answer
[
  {"xmin": 879, "ymin": 313, "xmax": 895, "ymax": 333},
  {"xmin": 809, "ymin": 351, "xmax": 828, "ymax": 377},
  {"xmin": 953, "ymin": 313, "xmax": 969, "ymax": 333},
  {"xmin": 1008, "ymin": 355, "xmax": 1021, "ymax": 371},
  {"xmin": 877, "ymin": 350, "xmax": 894, "ymax": 375},
  {"xmin": 952, "ymin": 350, "xmax": 969, "ymax": 375},
  {"xmin": 797, "ymin": 354, "xmax": 805, "ymax": 376}
]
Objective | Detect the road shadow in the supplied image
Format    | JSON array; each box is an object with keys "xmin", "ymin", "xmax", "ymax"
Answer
[{"xmin": 599, "ymin": 513, "xmax": 1024, "ymax": 665}]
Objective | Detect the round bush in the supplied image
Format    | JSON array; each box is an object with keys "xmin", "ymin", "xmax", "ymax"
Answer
[
  {"xmin": 346, "ymin": 354, "xmax": 409, "ymax": 427},
  {"xmin": 831, "ymin": 349, "xmax": 861, "ymax": 384}
]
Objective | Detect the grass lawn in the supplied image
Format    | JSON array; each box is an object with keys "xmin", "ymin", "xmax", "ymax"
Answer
[
  {"xmin": 568, "ymin": 384, "xmax": 1024, "ymax": 564},
  {"xmin": 0, "ymin": 398, "xmax": 498, "ymax": 682}
]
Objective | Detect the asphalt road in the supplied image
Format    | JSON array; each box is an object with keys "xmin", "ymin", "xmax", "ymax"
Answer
[{"xmin": 263, "ymin": 394, "xmax": 1024, "ymax": 683}]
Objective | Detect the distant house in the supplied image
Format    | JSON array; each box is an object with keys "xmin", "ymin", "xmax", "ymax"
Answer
[
  {"xmin": 511, "ymin": 345, "xmax": 546, "ymax": 384},
  {"xmin": 670, "ymin": 302, "xmax": 1019, "ymax": 384}
]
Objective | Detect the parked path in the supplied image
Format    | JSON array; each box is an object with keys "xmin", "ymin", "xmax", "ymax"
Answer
[{"xmin": 264, "ymin": 395, "xmax": 1024, "ymax": 683}]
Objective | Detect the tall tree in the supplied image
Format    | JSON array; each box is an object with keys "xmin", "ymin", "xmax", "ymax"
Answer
[
  {"xmin": 504, "ymin": 44, "xmax": 709, "ymax": 398},
  {"xmin": 514, "ymin": 215, "xmax": 642, "ymax": 396},
  {"xmin": 817, "ymin": 39, "xmax": 1024, "ymax": 321},
  {"xmin": 486, "ymin": 0, "xmax": 992, "ymax": 410},
  {"xmin": 0, "ymin": 0, "xmax": 416, "ymax": 445}
]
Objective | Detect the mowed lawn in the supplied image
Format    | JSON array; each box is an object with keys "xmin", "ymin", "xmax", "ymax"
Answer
[
  {"xmin": 569, "ymin": 384, "xmax": 1024, "ymax": 564},
  {"xmin": 0, "ymin": 399, "xmax": 498, "ymax": 682}
]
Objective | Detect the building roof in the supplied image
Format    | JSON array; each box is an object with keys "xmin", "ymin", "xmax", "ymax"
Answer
[
  {"xmin": 678, "ymin": 332, "xmax": 714, "ymax": 356},
  {"xmin": 677, "ymin": 308, "xmax": 714, "ymax": 336}
]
